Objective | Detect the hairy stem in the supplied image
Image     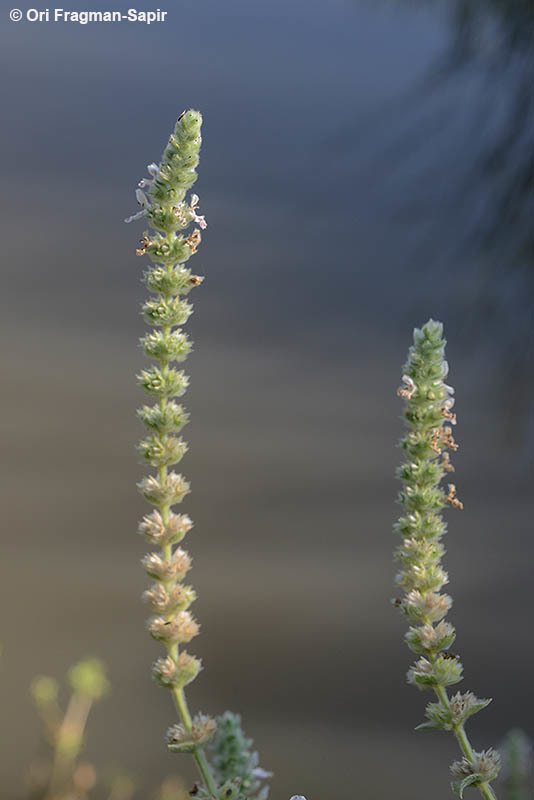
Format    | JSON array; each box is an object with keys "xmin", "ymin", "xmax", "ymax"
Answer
[{"xmin": 434, "ymin": 684, "xmax": 497, "ymax": 800}]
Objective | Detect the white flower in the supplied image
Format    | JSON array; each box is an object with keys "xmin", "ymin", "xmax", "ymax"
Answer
[
  {"xmin": 125, "ymin": 185, "xmax": 152, "ymax": 223},
  {"xmin": 189, "ymin": 193, "xmax": 207, "ymax": 229},
  {"xmin": 136, "ymin": 188, "xmax": 150, "ymax": 207},
  {"xmin": 124, "ymin": 209, "xmax": 147, "ymax": 223},
  {"xmin": 253, "ymin": 768, "xmax": 273, "ymax": 779},
  {"xmin": 138, "ymin": 163, "xmax": 160, "ymax": 188}
]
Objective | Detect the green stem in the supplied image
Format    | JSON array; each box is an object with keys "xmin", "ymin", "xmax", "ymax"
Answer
[
  {"xmin": 46, "ymin": 692, "xmax": 93, "ymax": 800},
  {"xmin": 170, "ymin": 684, "xmax": 217, "ymax": 794},
  {"xmin": 153, "ymin": 244, "xmax": 217, "ymax": 796},
  {"xmin": 434, "ymin": 685, "xmax": 498, "ymax": 800}
]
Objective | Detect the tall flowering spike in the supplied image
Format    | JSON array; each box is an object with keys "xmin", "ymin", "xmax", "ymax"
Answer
[
  {"xmin": 128, "ymin": 111, "xmax": 217, "ymax": 796},
  {"xmin": 395, "ymin": 320, "xmax": 499, "ymax": 800}
]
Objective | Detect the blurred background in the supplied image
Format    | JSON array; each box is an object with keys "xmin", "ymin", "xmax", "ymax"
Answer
[{"xmin": 2, "ymin": 0, "xmax": 534, "ymax": 797}]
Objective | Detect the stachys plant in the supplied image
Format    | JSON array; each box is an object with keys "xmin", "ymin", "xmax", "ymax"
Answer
[
  {"xmin": 394, "ymin": 320, "xmax": 500, "ymax": 800},
  {"xmin": 126, "ymin": 110, "xmax": 270, "ymax": 800}
]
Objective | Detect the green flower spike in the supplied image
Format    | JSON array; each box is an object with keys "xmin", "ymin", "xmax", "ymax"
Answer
[
  {"xmin": 128, "ymin": 110, "xmax": 217, "ymax": 795},
  {"xmin": 394, "ymin": 320, "xmax": 500, "ymax": 800}
]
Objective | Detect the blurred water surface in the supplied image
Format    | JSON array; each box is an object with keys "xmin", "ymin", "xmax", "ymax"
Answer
[{"xmin": 2, "ymin": 1, "xmax": 533, "ymax": 797}]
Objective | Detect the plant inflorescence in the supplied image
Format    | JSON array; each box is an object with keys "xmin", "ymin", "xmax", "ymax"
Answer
[
  {"xmin": 394, "ymin": 319, "xmax": 501, "ymax": 800},
  {"xmin": 127, "ymin": 110, "xmax": 271, "ymax": 800}
]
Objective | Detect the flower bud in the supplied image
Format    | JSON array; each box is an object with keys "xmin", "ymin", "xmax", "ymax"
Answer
[
  {"xmin": 148, "ymin": 611, "xmax": 199, "ymax": 644},
  {"xmin": 142, "ymin": 548, "xmax": 192, "ymax": 581},
  {"xmin": 143, "ymin": 583, "xmax": 196, "ymax": 614},
  {"xmin": 137, "ymin": 472, "xmax": 190, "ymax": 506},
  {"xmin": 138, "ymin": 510, "xmax": 193, "ymax": 545},
  {"xmin": 400, "ymin": 591, "xmax": 452, "ymax": 623},
  {"xmin": 152, "ymin": 651, "xmax": 202, "ymax": 689},
  {"xmin": 448, "ymin": 692, "xmax": 492, "ymax": 726},
  {"xmin": 138, "ymin": 402, "xmax": 189, "ymax": 435},
  {"xmin": 166, "ymin": 712, "xmax": 216, "ymax": 753},
  {"xmin": 137, "ymin": 366, "xmax": 189, "ymax": 398},
  {"xmin": 451, "ymin": 748, "xmax": 501, "ymax": 782},
  {"xmin": 142, "ymin": 296, "xmax": 193, "ymax": 327},
  {"xmin": 407, "ymin": 654, "xmax": 463, "ymax": 690},
  {"xmin": 144, "ymin": 265, "xmax": 203, "ymax": 296},
  {"xmin": 405, "ymin": 620, "xmax": 456, "ymax": 654},
  {"xmin": 140, "ymin": 330, "xmax": 192, "ymax": 363},
  {"xmin": 138, "ymin": 435, "xmax": 188, "ymax": 468},
  {"xmin": 396, "ymin": 563, "xmax": 448, "ymax": 593}
]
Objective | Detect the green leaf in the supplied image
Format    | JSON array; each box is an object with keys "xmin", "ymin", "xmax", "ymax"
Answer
[
  {"xmin": 451, "ymin": 774, "xmax": 480, "ymax": 798},
  {"xmin": 415, "ymin": 720, "xmax": 443, "ymax": 731}
]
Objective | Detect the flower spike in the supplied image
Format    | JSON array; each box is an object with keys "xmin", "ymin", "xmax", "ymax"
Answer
[
  {"xmin": 128, "ymin": 110, "xmax": 217, "ymax": 796},
  {"xmin": 394, "ymin": 320, "xmax": 499, "ymax": 800}
]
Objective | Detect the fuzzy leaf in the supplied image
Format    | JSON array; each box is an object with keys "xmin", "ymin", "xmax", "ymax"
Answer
[{"xmin": 451, "ymin": 775, "xmax": 481, "ymax": 798}]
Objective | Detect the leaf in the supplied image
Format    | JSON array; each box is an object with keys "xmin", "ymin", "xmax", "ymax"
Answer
[
  {"xmin": 415, "ymin": 720, "xmax": 443, "ymax": 731},
  {"xmin": 451, "ymin": 774, "xmax": 480, "ymax": 798},
  {"xmin": 464, "ymin": 698, "xmax": 492, "ymax": 720}
]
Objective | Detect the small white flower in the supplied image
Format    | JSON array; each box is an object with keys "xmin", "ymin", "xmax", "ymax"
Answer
[
  {"xmin": 138, "ymin": 163, "xmax": 160, "ymax": 188},
  {"xmin": 124, "ymin": 209, "xmax": 147, "ymax": 223},
  {"xmin": 189, "ymin": 193, "xmax": 207, "ymax": 229},
  {"xmin": 125, "ymin": 186, "xmax": 152, "ymax": 223},
  {"xmin": 252, "ymin": 768, "xmax": 273, "ymax": 779},
  {"xmin": 136, "ymin": 188, "xmax": 150, "ymax": 208}
]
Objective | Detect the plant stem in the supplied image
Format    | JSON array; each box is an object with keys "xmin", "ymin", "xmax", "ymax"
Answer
[
  {"xmin": 170, "ymin": 678, "xmax": 217, "ymax": 793},
  {"xmin": 434, "ymin": 685, "xmax": 498, "ymax": 800},
  {"xmin": 46, "ymin": 692, "xmax": 93, "ymax": 800},
  {"xmin": 155, "ymin": 245, "xmax": 216, "ymax": 795}
]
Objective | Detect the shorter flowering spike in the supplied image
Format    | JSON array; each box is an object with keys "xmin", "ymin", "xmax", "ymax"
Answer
[{"xmin": 395, "ymin": 321, "xmax": 499, "ymax": 800}]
